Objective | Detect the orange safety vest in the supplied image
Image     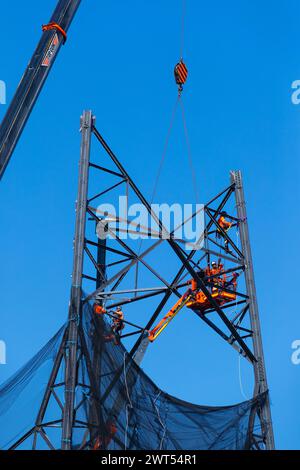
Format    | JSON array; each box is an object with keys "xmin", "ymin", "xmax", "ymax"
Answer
[
  {"xmin": 113, "ymin": 311, "xmax": 124, "ymax": 329},
  {"xmin": 210, "ymin": 264, "xmax": 224, "ymax": 287},
  {"xmin": 114, "ymin": 311, "xmax": 123, "ymax": 321},
  {"xmin": 218, "ymin": 216, "xmax": 232, "ymax": 231}
]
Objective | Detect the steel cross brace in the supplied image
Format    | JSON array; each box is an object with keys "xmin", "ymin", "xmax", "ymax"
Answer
[{"xmin": 92, "ymin": 127, "xmax": 256, "ymax": 363}]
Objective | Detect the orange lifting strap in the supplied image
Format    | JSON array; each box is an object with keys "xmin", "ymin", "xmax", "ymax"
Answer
[
  {"xmin": 174, "ymin": 60, "xmax": 188, "ymax": 92},
  {"xmin": 42, "ymin": 22, "xmax": 67, "ymax": 44}
]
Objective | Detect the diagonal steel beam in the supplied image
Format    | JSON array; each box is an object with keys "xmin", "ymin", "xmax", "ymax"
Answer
[
  {"xmin": 87, "ymin": 178, "xmax": 126, "ymax": 203},
  {"xmin": 205, "ymin": 207, "xmax": 244, "ymax": 259},
  {"xmin": 99, "ymin": 250, "xmax": 197, "ymax": 406},
  {"xmin": 87, "ymin": 209, "xmax": 181, "ymax": 295},
  {"xmin": 90, "ymin": 136, "xmax": 255, "ymax": 361}
]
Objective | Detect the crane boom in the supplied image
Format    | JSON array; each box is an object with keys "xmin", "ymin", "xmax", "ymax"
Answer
[{"xmin": 0, "ymin": 0, "xmax": 82, "ymax": 180}]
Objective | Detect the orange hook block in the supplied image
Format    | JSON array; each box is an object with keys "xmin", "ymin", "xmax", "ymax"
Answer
[{"xmin": 174, "ymin": 60, "xmax": 188, "ymax": 92}]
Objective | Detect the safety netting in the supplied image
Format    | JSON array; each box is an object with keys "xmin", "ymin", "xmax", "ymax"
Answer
[{"xmin": 0, "ymin": 300, "xmax": 265, "ymax": 450}]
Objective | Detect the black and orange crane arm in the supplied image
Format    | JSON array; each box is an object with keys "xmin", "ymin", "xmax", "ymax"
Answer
[
  {"xmin": 0, "ymin": 0, "xmax": 81, "ymax": 180},
  {"xmin": 148, "ymin": 290, "xmax": 192, "ymax": 342}
]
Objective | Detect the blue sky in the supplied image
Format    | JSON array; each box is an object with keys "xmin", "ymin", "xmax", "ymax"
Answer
[{"xmin": 0, "ymin": 0, "xmax": 299, "ymax": 449}]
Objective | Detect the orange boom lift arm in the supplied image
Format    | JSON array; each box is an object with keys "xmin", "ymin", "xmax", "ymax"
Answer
[
  {"xmin": 148, "ymin": 267, "xmax": 239, "ymax": 342},
  {"xmin": 148, "ymin": 290, "xmax": 192, "ymax": 342}
]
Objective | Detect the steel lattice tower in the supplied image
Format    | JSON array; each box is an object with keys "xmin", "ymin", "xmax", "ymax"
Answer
[{"xmin": 8, "ymin": 110, "xmax": 274, "ymax": 450}]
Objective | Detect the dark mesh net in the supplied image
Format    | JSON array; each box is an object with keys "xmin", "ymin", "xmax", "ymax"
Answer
[{"xmin": 0, "ymin": 300, "xmax": 264, "ymax": 450}]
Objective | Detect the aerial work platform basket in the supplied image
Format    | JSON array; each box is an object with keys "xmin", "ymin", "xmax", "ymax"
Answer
[{"xmin": 186, "ymin": 287, "xmax": 237, "ymax": 312}]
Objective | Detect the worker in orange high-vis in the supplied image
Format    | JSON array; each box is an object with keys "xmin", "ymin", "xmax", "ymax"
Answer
[
  {"xmin": 209, "ymin": 260, "xmax": 224, "ymax": 289},
  {"xmin": 112, "ymin": 306, "xmax": 125, "ymax": 345},
  {"xmin": 94, "ymin": 304, "xmax": 125, "ymax": 345},
  {"xmin": 217, "ymin": 212, "xmax": 232, "ymax": 253}
]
